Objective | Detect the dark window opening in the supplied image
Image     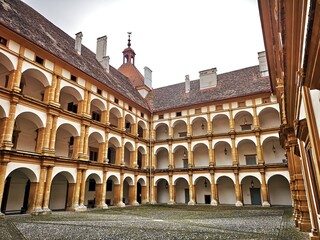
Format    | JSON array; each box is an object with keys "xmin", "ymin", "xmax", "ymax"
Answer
[
  {"xmin": 70, "ymin": 75, "xmax": 77, "ymax": 82},
  {"xmin": 195, "ymin": 108, "xmax": 201, "ymax": 114},
  {"xmin": 88, "ymin": 179, "xmax": 96, "ymax": 191},
  {"xmin": 107, "ymin": 180, "xmax": 113, "ymax": 191},
  {"xmin": 179, "ymin": 132, "xmax": 187, "ymax": 137},
  {"xmin": 67, "ymin": 102, "xmax": 78, "ymax": 113},
  {"xmin": 245, "ymin": 155, "xmax": 256, "ymax": 165},
  {"xmin": 262, "ymin": 97, "xmax": 270, "ymax": 103},
  {"xmin": 159, "ymin": 114, "xmax": 164, "ymax": 119},
  {"xmin": 68, "ymin": 136, "xmax": 74, "ymax": 158},
  {"xmin": 97, "ymin": 88, "xmax": 102, "ymax": 95},
  {"xmin": 176, "ymin": 112, "xmax": 182, "ymax": 117},
  {"xmin": 5, "ymin": 75, "xmax": 9, "ymax": 88},
  {"xmin": 35, "ymin": 56, "xmax": 44, "ymax": 65},
  {"xmin": 11, "ymin": 130, "xmax": 20, "ymax": 149},
  {"xmin": 241, "ymin": 124, "xmax": 252, "ymax": 131},
  {"xmin": 140, "ymin": 112, "xmax": 144, "ymax": 118},
  {"xmin": 0, "ymin": 36, "xmax": 8, "ymax": 46},
  {"xmin": 114, "ymin": 98, "xmax": 119, "ymax": 104},
  {"xmin": 92, "ymin": 111, "xmax": 101, "ymax": 122},
  {"xmin": 216, "ymin": 105, "xmax": 223, "ymax": 110},
  {"xmin": 89, "ymin": 149, "xmax": 98, "ymax": 161},
  {"xmin": 128, "ymin": 106, "xmax": 132, "ymax": 111},
  {"xmin": 125, "ymin": 122, "xmax": 131, "ymax": 132},
  {"xmin": 238, "ymin": 101, "xmax": 245, "ymax": 107}
]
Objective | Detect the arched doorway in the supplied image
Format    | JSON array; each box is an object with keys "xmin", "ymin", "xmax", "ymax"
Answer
[
  {"xmin": 174, "ymin": 178, "xmax": 189, "ymax": 204},
  {"xmin": 156, "ymin": 179, "xmax": 169, "ymax": 203},
  {"xmin": 268, "ymin": 175, "xmax": 292, "ymax": 206},
  {"xmin": 241, "ymin": 176, "xmax": 261, "ymax": 205},
  {"xmin": 216, "ymin": 176, "xmax": 236, "ymax": 205}
]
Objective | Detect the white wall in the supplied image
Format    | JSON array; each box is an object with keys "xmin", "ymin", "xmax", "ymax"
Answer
[
  {"xmin": 212, "ymin": 115, "xmax": 229, "ymax": 133},
  {"xmin": 157, "ymin": 181, "xmax": 169, "ymax": 203},
  {"xmin": 157, "ymin": 150, "xmax": 169, "ymax": 169},
  {"xmin": 193, "ymin": 145, "xmax": 209, "ymax": 167},
  {"xmin": 217, "ymin": 178, "xmax": 236, "ymax": 205},
  {"xmin": 5, "ymin": 171, "xmax": 28, "ymax": 212},
  {"xmin": 175, "ymin": 179, "xmax": 189, "ymax": 203},
  {"xmin": 49, "ymin": 174, "xmax": 68, "ymax": 210},
  {"xmin": 268, "ymin": 175, "xmax": 292, "ymax": 205}
]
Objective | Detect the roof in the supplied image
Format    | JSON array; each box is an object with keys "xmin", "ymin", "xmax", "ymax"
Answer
[
  {"xmin": 118, "ymin": 63, "xmax": 145, "ymax": 87},
  {"xmin": 0, "ymin": 0, "xmax": 149, "ymax": 109},
  {"xmin": 146, "ymin": 66, "xmax": 271, "ymax": 112}
]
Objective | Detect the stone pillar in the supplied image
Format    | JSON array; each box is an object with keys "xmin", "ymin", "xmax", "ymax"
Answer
[
  {"xmin": 42, "ymin": 166, "xmax": 53, "ymax": 213},
  {"xmin": 188, "ymin": 172, "xmax": 195, "ymax": 205},
  {"xmin": 207, "ymin": 112, "xmax": 212, "ymax": 134},
  {"xmin": 234, "ymin": 171, "xmax": 243, "ymax": 206},
  {"xmin": 210, "ymin": 170, "xmax": 218, "ymax": 205},
  {"xmin": 49, "ymin": 115, "xmax": 58, "ymax": 152},
  {"xmin": 131, "ymin": 174, "xmax": 139, "ymax": 205},
  {"xmin": 48, "ymin": 74, "xmax": 57, "ymax": 104},
  {"xmin": 253, "ymin": 106, "xmax": 260, "ymax": 130},
  {"xmin": 0, "ymin": 159, "xmax": 9, "ymax": 215},
  {"xmin": 27, "ymin": 182, "xmax": 38, "ymax": 213},
  {"xmin": 188, "ymin": 141, "xmax": 193, "ymax": 168},
  {"xmin": 256, "ymin": 132, "xmax": 264, "ymax": 165},
  {"xmin": 117, "ymin": 172, "xmax": 125, "ymax": 207},
  {"xmin": 35, "ymin": 127, "xmax": 45, "ymax": 153},
  {"xmin": 42, "ymin": 114, "xmax": 53, "ymax": 154},
  {"xmin": 168, "ymin": 119, "xmax": 173, "ymax": 138},
  {"xmin": 113, "ymin": 184, "xmax": 120, "ymax": 206},
  {"xmin": 12, "ymin": 56, "xmax": 23, "ymax": 93},
  {"xmin": 2, "ymin": 98, "xmax": 18, "ymax": 150},
  {"xmin": 98, "ymin": 168, "xmax": 108, "ymax": 208},
  {"xmin": 32, "ymin": 166, "xmax": 47, "ymax": 215},
  {"xmin": 66, "ymin": 183, "xmax": 75, "ymax": 211},
  {"xmin": 82, "ymin": 125, "xmax": 89, "ymax": 159},
  {"xmin": 120, "ymin": 135, "xmax": 125, "ymax": 165},
  {"xmin": 231, "ymin": 135, "xmax": 238, "ymax": 166},
  {"xmin": 260, "ymin": 170, "xmax": 270, "ymax": 207},
  {"xmin": 150, "ymin": 175, "xmax": 157, "ymax": 204},
  {"xmin": 78, "ymin": 169, "xmax": 87, "ymax": 210},
  {"xmin": 208, "ymin": 138, "xmax": 214, "ymax": 166},
  {"xmin": 105, "ymin": 101, "xmax": 110, "ymax": 124},
  {"xmin": 98, "ymin": 142, "xmax": 104, "ymax": 163},
  {"xmin": 168, "ymin": 173, "xmax": 175, "ymax": 204},
  {"xmin": 187, "ymin": 116, "xmax": 191, "ymax": 137},
  {"xmin": 229, "ymin": 110, "xmax": 235, "ymax": 132},
  {"xmin": 169, "ymin": 143, "xmax": 173, "ymax": 169},
  {"xmin": 54, "ymin": 76, "xmax": 61, "ymax": 105},
  {"xmin": 72, "ymin": 169, "xmax": 82, "ymax": 210}
]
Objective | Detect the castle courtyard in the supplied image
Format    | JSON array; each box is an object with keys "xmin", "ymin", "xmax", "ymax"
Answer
[{"xmin": 0, "ymin": 205, "xmax": 309, "ymax": 240}]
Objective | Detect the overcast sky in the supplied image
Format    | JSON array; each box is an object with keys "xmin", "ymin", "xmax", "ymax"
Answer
[{"xmin": 22, "ymin": 0, "xmax": 265, "ymax": 89}]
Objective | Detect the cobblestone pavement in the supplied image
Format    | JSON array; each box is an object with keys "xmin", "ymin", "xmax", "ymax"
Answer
[{"xmin": 0, "ymin": 205, "xmax": 309, "ymax": 240}]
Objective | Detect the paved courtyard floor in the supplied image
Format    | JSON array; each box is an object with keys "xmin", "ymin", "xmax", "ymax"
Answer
[{"xmin": 0, "ymin": 205, "xmax": 309, "ymax": 240}]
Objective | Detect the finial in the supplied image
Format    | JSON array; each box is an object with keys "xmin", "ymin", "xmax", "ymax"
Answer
[{"xmin": 127, "ymin": 32, "xmax": 132, "ymax": 47}]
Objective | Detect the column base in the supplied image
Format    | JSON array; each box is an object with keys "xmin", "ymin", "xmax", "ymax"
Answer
[
  {"xmin": 117, "ymin": 201, "xmax": 125, "ymax": 207},
  {"xmin": 188, "ymin": 200, "xmax": 195, "ymax": 205},
  {"xmin": 235, "ymin": 201, "xmax": 243, "ymax": 207},
  {"xmin": 210, "ymin": 199, "xmax": 218, "ymax": 206},
  {"xmin": 167, "ymin": 200, "xmax": 175, "ymax": 205},
  {"xmin": 0, "ymin": 212, "xmax": 4, "ymax": 218},
  {"xmin": 262, "ymin": 201, "xmax": 270, "ymax": 207},
  {"xmin": 150, "ymin": 201, "xmax": 157, "ymax": 205},
  {"xmin": 1, "ymin": 141, "xmax": 13, "ymax": 150},
  {"xmin": 131, "ymin": 201, "xmax": 139, "ymax": 206},
  {"xmin": 74, "ymin": 205, "xmax": 87, "ymax": 212},
  {"xmin": 31, "ymin": 208, "xmax": 45, "ymax": 215},
  {"xmin": 96, "ymin": 203, "xmax": 108, "ymax": 209},
  {"xmin": 42, "ymin": 208, "xmax": 52, "ymax": 214}
]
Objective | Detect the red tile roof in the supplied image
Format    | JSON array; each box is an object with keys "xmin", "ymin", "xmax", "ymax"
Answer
[{"xmin": 118, "ymin": 63, "xmax": 145, "ymax": 87}]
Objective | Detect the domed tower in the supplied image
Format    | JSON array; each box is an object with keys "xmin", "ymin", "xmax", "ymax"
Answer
[{"xmin": 118, "ymin": 33, "xmax": 152, "ymax": 98}]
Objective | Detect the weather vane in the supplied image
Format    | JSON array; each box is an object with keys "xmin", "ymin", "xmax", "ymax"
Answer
[{"xmin": 127, "ymin": 32, "xmax": 132, "ymax": 47}]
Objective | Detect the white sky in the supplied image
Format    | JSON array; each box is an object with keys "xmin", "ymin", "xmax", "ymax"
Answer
[{"xmin": 22, "ymin": 0, "xmax": 265, "ymax": 89}]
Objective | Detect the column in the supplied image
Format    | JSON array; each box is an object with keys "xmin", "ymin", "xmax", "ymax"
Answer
[
  {"xmin": 188, "ymin": 172, "xmax": 195, "ymax": 205},
  {"xmin": 187, "ymin": 115, "xmax": 191, "ymax": 137},
  {"xmin": 208, "ymin": 138, "xmax": 214, "ymax": 166},
  {"xmin": 48, "ymin": 74, "xmax": 57, "ymax": 104},
  {"xmin": 234, "ymin": 171, "xmax": 243, "ymax": 206},
  {"xmin": 229, "ymin": 110, "xmax": 235, "ymax": 132},
  {"xmin": 256, "ymin": 132, "xmax": 264, "ymax": 165},
  {"xmin": 35, "ymin": 127, "xmax": 45, "ymax": 153},
  {"xmin": 0, "ymin": 159, "xmax": 9, "ymax": 215},
  {"xmin": 210, "ymin": 170, "xmax": 218, "ymax": 205},
  {"xmin": 207, "ymin": 112, "xmax": 212, "ymax": 134},
  {"xmin": 131, "ymin": 174, "xmax": 139, "ymax": 205},
  {"xmin": 168, "ymin": 119, "xmax": 173, "ymax": 138},
  {"xmin": 97, "ymin": 168, "xmax": 108, "ymax": 209},
  {"xmin": 53, "ymin": 76, "xmax": 61, "ymax": 105},
  {"xmin": 49, "ymin": 115, "xmax": 58, "ymax": 153},
  {"xmin": 32, "ymin": 166, "xmax": 47, "ymax": 215},
  {"xmin": 42, "ymin": 114, "xmax": 53, "ymax": 154},
  {"xmin": 2, "ymin": 99, "xmax": 18, "ymax": 149},
  {"xmin": 260, "ymin": 170, "xmax": 270, "ymax": 207},
  {"xmin": 12, "ymin": 56, "xmax": 23, "ymax": 93},
  {"xmin": 117, "ymin": 172, "xmax": 125, "ymax": 207},
  {"xmin": 42, "ymin": 166, "xmax": 53, "ymax": 212},
  {"xmin": 231, "ymin": 135, "xmax": 238, "ymax": 166},
  {"xmin": 72, "ymin": 169, "xmax": 82, "ymax": 210},
  {"xmin": 253, "ymin": 105, "xmax": 260, "ymax": 130},
  {"xmin": 78, "ymin": 169, "xmax": 87, "ymax": 210},
  {"xmin": 150, "ymin": 175, "xmax": 157, "ymax": 204},
  {"xmin": 105, "ymin": 101, "xmax": 110, "ymax": 124},
  {"xmin": 133, "ymin": 141, "xmax": 138, "ymax": 168},
  {"xmin": 168, "ymin": 172, "xmax": 175, "ymax": 204},
  {"xmin": 169, "ymin": 143, "xmax": 173, "ymax": 169},
  {"xmin": 120, "ymin": 135, "xmax": 125, "ymax": 165},
  {"xmin": 82, "ymin": 125, "xmax": 89, "ymax": 159}
]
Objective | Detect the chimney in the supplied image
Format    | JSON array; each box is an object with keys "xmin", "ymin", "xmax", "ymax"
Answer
[
  {"xmin": 199, "ymin": 68, "xmax": 217, "ymax": 90},
  {"xmin": 75, "ymin": 32, "xmax": 83, "ymax": 55},
  {"xmin": 258, "ymin": 51, "xmax": 269, "ymax": 77},
  {"xmin": 96, "ymin": 36, "xmax": 110, "ymax": 73},
  {"xmin": 185, "ymin": 75, "xmax": 190, "ymax": 93},
  {"xmin": 144, "ymin": 66, "xmax": 152, "ymax": 89}
]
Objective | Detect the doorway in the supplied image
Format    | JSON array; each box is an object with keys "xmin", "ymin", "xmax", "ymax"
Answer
[
  {"xmin": 185, "ymin": 189, "xmax": 190, "ymax": 203},
  {"xmin": 204, "ymin": 195, "xmax": 211, "ymax": 204},
  {"xmin": 250, "ymin": 188, "xmax": 261, "ymax": 205}
]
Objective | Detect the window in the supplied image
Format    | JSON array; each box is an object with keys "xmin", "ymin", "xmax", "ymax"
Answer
[
  {"xmin": 238, "ymin": 101, "xmax": 245, "ymax": 107},
  {"xmin": 11, "ymin": 130, "xmax": 20, "ymax": 149},
  {"xmin": 88, "ymin": 179, "xmax": 96, "ymax": 191},
  {"xmin": 178, "ymin": 132, "xmax": 187, "ymax": 137},
  {"xmin": 92, "ymin": 111, "xmax": 101, "ymax": 121},
  {"xmin": 125, "ymin": 122, "xmax": 131, "ymax": 131},
  {"xmin": 241, "ymin": 123, "xmax": 252, "ymax": 131},
  {"xmin": 35, "ymin": 56, "xmax": 44, "ymax": 65},
  {"xmin": 195, "ymin": 108, "xmax": 201, "ymax": 114},
  {"xmin": 176, "ymin": 111, "xmax": 182, "ymax": 117},
  {"xmin": 4, "ymin": 75, "xmax": 9, "ymax": 88},
  {"xmin": 89, "ymin": 148, "xmax": 98, "ymax": 161},
  {"xmin": 106, "ymin": 180, "xmax": 113, "ymax": 191},
  {"xmin": 68, "ymin": 136, "xmax": 74, "ymax": 158},
  {"xmin": 0, "ymin": 36, "xmax": 7, "ymax": 46},
  {"xmin": 216, "ymin": 105, "xmax": 223, "ymax": 110},
  {"xmin": 159, "ymin": 114, "xmax": 164, "ymax": 119},
  {"xmin": 114, "ymin": 98, "xmax": 119, "ymax": 104},
  {"xmin": 70, "ymin": 75, "xmax": 77, "ymax": 82},
  {"xmin": 140, "ymin": 112, "xmax": 144, "ymax": 118},
  {"xmin": 245, "ymin": 155, "xmax": 256, "ymax": 165},
  {"xmin": 262, "ymin": 97, "xmax": 270, "ymax": 103},
  {"xmin": 128, "ymin": 106, "xmax": 132, "ymax": 111},
  {"xmin": 67, "ymin": 102, "xmax": 78, "ymax": 113},
  {"xmin": 97, "ymin": 88, "xmax": 102, "ymax": 95}
]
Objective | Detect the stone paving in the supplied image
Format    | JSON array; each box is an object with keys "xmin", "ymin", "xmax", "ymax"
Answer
[{"xmin": 0, "ymin": 205, "xmax": 309, "ymax": 240}]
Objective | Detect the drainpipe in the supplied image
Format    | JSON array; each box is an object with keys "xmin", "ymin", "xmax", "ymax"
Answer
[{"xmin": 149, "ymin": 113, "xmax": 153, "ymax": 204}]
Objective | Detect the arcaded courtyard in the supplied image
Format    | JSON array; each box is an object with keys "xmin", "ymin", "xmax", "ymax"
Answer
[{"xmin": 0, "ymin": 205, "xmax": 309, "ymax": 240}]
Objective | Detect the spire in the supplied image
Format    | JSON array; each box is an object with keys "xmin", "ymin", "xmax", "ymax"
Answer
[
  {"xmin": 127, "ymin": 32, "xmax": 132, "ymax": 47},
  {"xmin": 122, "ymin": 32, "xmax": 136, "ymax": 65}
]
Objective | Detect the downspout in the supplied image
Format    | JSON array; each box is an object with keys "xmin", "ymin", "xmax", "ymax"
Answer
[{"xmin": 148, "ymin": 113, "xmax": 153, "ymax": 204}]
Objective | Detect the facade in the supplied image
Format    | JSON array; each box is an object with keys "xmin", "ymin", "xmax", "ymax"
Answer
[
  {"xmin": 258, "ymin": 0, "xmax": 320, "ymax": 239},
  {"xmin": 0, "ymin": 0, "xmax": 291, "ymax": 218}
]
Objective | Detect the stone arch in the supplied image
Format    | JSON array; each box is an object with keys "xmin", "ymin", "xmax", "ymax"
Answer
[
  {"xmin": 124, "ymin": 142, "xmax": 134, "ymax": 167},
  {"xmin": 155, "ymin": 123, "xmax": 169, "ymax": 141},
  {"xmin": 237, "ymin": 139, "xmax": 257, "ymax": 165},
  {"xmin": 216, "ymin": 176, "xmax": 236, "ymax": 205},
  {"xmin": 258, "ymin": 107, "xmax": 280, "ymax": 129},
  {"xmin": 191, "ymin": 116, "xmax": 207, "ymax": 136},
  {"xmin": 107, "ymin": 137, "xmax": 121, "ymax": 164},
  {"xmin": 59, "ymin": 86, "xmax": 83, "ymax": 114},
  {"xmin": 267, "ymin": 174, "xmax": 292, "ymax": 205},
  {"xmin": 173, "ymin": 145, "xmax": 188, "ymax": 169},
  {"xmin": 137, "ymin": 120, "xmax": 147, "ymax": 138},
  {"xmin": 234, "ymin": 110, "xmax": 254, "ymax": 132},
  {"xmin": 109, "ymin": 107, "xmax": 122, "ymax": 128},
  {"xmin": 241, "ymin": 175, "xmax": 262, "ymax": 205},
  {"xmin": 174, "ymin": 177, "xmax": 189, "ymax": 204},
  {"xmin": 0, "ymin": 52, "xmax": 15, "ymax": 88},
  {"xmin": 214, "ymin": 141, "xmax": 232, "ymax": 166},
  {"xmin": 156, "ymin": 178, "xmax": 169, "ymax": 204},
  {"xmin": 173, "ymin": 120, "xmax": 187, "ymax": 139},
  {"xmin": 194, "ymin": 176, "xmax": 211, "ymax": 204},
  {"xmin": 212, "ymin": 114, "xmax": 230, "ymax": 134},
  {"xmin": 90, "ymin": 98, "xmax": 106, "ymax": 122},
  {"xmin": 193, "ymin": 143, "xmax": 209, "ymax": 167},
  {"xmin": 262, "ymin": 136, "xmax": 285, "ymax": 164},
  {"xmin": 156, "ymin": 147, "xmax": 169, "ymax": 169},
  {"xmin": 55, "ymin": 123, "xmax": 80, "ymax": 158}
]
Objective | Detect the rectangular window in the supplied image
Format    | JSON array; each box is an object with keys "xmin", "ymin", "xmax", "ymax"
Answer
[
  {"xmin": 35, "ymin": 56, "xmax": 44, "ymax": 65},
  {"xmin": 70, "ymin": 75, "xmax": 77, "ymax": 82},
  {"xmin": 238, "ymin": 101, "xmax": 245, "ymax": 107},
  {"xmin": 158, "ymin": 114, "xmax": 164, "ymax": 119},
  {"xmin": 241, "ymin": 124, "xmax": 252, "ymax": 131},
  {"xmin": 125, "ymin": 122, "xmax": 131, "ymax": 131},
  {"xmin": 97, "ymin": 88, "xmax": 102, "ymax": 95},
  {"xmin": 128, "ymin": 106, "xmax": 132, "ymax": 111},
  {"xmin": 0, "ymin": 36, "xmax": 7, "ymax": 46},
  {"xmin": 178, "ymin": 132, "xmax": 187, "ymax": 137},
  {"xmin": 92, "ymin": 111, "xmax": 101, "ymax": 122},
  {"xmin": 245, "ymin": 155, "xmax": 256, "ymax": 165},
  {"xmin": 67, "ymin": 102, "xmax": 78, "ymax": 113},
  {"xmin": 195, "ymin": 108, "xmax": 201, "ymax": 114},
  {"xmin": 68, "ymin": 136, "xmax": 74, "ymax": 158},
  {"xmin": 140, "ymin": 112, "xmax": 144, "ymax": 118},
  {"xmin": 114, "ymin": 98, "xmax": 119, "ymax": 104},
  {"xmin": 176, "ymin": 111, "xmax": 182, "ymax": 117},
  {"xmin": 5, "ymin": 75, "xmax": 9, "ymax": 88},
  {"xmin": 106, "ymin": 180, "xmax": 113, "ymax": 191},
  {"xmin": 216, "ymin": 105, "xmax": 223, "ymax": 110},
  {"xmin": 262, "ymin": 97, "xmax": 270, "ymax": 103},
  {"xmin": 89, "ymin": 149, "xmax": 98, "ymax": 161},
  {"xmin": 88, "ymin": 179, "xmax": 96, "ymax": 191}
]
